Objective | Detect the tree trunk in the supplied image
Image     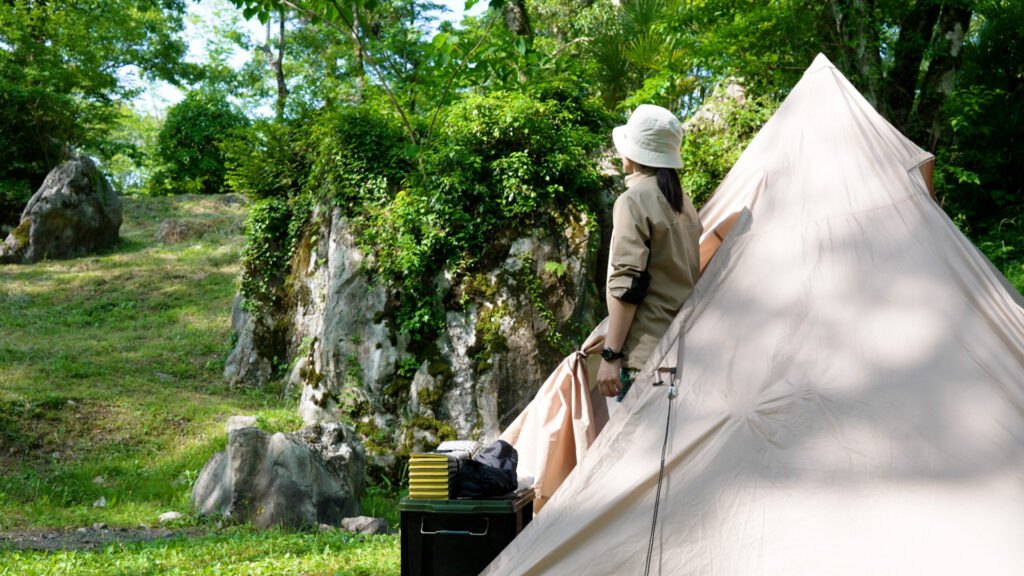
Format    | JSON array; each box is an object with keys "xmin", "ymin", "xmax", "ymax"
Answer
[
  {"xmin": 353, "ymin": 3, "xmax": 366, "ymax": 99},
  {"xmin": 261, "ymin": 9, "xmax": 289, "ymax": 119},
  {"xmin": 829, "ymin": 0, "xmax": 882, "ymax": 106},
  {"xmin": 915, "ymin": 1, "xmax": 973, "ymax": 148},
  {"xmin": 883, "ymin": 0, "xmax": 941, "ymax": 133},
  {"xmin": 502, "ymin": 0, "xmax": 533, "ymax": 37},
  {"xmin": 274, "ymin": 10, "xmax": 288, "ymax": 118},
  {"xmin": 503, "ymin": 0, "xmax": 533, "ymax": 83}
]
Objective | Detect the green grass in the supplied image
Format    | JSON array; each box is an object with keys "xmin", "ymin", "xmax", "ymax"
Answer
[
  {"xmin": 0, "ymin": 528, "xmax": 399, "ymax": 575},
  {"xmin": 0, "ymin": 194, "xmax": 401, "ymax": 575}
]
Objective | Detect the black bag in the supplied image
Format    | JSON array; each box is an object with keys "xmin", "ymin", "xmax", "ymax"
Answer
[{"xmin": 450, "ymin": 440, "xmax": 518, "ymax": 499}]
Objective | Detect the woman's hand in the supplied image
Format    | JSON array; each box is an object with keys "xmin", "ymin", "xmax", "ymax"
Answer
[{"xmin": 597, "ymin": 359, "xmax": 622, "ymax": 398}]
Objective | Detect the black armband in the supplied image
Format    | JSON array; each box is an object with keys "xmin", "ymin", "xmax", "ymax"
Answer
[{"xmin": 619, "ymin": 270, "xmax": 651, "ymax": 305}]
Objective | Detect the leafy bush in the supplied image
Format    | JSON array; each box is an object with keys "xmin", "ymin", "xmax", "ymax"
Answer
[
  {"xmin": 680, "ymin": 80, "xmax": 778, "ymax": 207},
  {"xmin": 305, "ymin": 105, "xmax": 411, "ymax": 209},
  {"xmin": 149, "ymin": 90, "xmax": 249, "ymax": 195},
  {"xmin": 91, "ymin": 107, "xmax": 162, "ymax": 195},
  {"xmin": 0, "ymin": 81, "xmax": 66, "ymax": 226},
  {"xmin": 0, "ymin": 177, "xmax": 33, "ymax": 227},
  {"xmin": 239, "ymin": 196, "xmax": 310, "ymax": 311},
  {"xmin": 932, "ymin": 1, "xmax": 1023, "ymax": 242},
  {"xmin": 224, "ymin": 117, "xmax": 312, "ymax": 201},
  {"xmin": 974, "ymin": 216, "xmax": 1024, "ymax": 294},
  {"xmin": 360, "ymin": 90, "xmax": 612, "ymax": 337}
]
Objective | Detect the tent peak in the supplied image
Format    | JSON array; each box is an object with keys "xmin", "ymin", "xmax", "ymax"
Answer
[{"xmin": 806, "ymin": 53, "xmax": 836, "ymax": 74}]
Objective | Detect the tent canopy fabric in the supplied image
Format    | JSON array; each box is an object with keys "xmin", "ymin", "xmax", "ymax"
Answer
[
  {"xmin": 482, "ymin": 54, "xmax": 1024, "ymax": 576},
  {"xmin": 498, "ymin": 324, "xmax": 608, "ymax": 513}
]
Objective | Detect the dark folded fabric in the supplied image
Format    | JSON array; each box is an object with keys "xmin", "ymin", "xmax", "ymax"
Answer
[{"xmin": 450, "ymin": 439, "xmax": 518, "ymax": 499}]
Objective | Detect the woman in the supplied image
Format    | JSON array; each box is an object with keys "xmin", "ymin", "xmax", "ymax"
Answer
[{"xmin": 597, "ymin": 104, "xmax": 702, "ymax": 400}]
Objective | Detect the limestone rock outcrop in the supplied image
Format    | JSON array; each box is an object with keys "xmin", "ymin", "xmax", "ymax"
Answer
[{"xmin": 224, "ymin": 198, "xmax": 609, "ymax": 474}]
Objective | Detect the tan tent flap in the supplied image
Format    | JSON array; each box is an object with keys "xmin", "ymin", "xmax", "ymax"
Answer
[
  {"xmin": 499, "ymin": 324, "xmax": 608, "ymax": 513},
  {"xmin": 698, "ymin": 211, "xmax": 742, "ymax": 274},
  {"xmin": 920, "ymin": 158, "xmax": 937, "ymax": 201},
  {"xmin": 482, "ymin": 53, "xmax": 1024, "ymax": 576}
]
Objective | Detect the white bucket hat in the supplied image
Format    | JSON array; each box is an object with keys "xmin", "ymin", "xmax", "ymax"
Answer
[{"xmin": 612, "ymin": 104, "xmax": 684, "ymax": 169}]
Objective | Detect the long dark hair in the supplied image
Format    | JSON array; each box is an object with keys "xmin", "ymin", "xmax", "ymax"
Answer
[
  {"xmin": 655, "ymin": 168, "xmax": 684, "ymax": 213},
  {"xmin": 633, "ymin": 161, "xmax": 683, "ymax": 212}
]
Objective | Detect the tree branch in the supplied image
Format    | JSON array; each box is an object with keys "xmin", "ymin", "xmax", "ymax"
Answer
[
  {"xmin": 551, "ymin": 36, "xmax": 591, "ymax": 58},
  {"xmin": 424, "ymin": 10, "xmax": 499, "ymax": 146},
  {"xmin": 279, "ymin": 0, "xmax": 420, "ymax": 151}
]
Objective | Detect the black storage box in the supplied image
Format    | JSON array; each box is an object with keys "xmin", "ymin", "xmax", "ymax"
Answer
[{"xmin": 400, "ymin": 489, "xmax": 534, "ymax": 576}]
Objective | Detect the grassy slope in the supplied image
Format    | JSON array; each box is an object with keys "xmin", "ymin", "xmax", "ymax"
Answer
[{"xmin": 0, "ymin": 195, "xmax": 399, "ymax": 575}]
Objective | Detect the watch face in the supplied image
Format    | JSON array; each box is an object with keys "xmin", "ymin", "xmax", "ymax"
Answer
[{"xmin": 602, "ymin": 348, "xmax": 620, "ymax": 361}]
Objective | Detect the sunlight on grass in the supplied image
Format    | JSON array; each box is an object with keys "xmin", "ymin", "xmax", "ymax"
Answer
[
  {"xmin": 1, "ymin": 194, "xmax": 404, "ymax": 575},
  {"xmin": 3, "ymin": 195, "xmax": 296, "ymax": 520},
  {"xmin": 0, "ymin": 531, "xmax": 400, "ymax": 576}
]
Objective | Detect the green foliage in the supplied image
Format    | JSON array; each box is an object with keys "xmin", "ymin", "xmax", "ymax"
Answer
[
  {"xmin": 586, "ymin": 0, "xmax": 690, "ymax": 108},
  {"xmin": 516, "ymin": 254, "xmax": 574, "ymax": 354},
  {"xmin": 470, "ymin": 302, "xmax": 511, "ymax": 373},
  {"xmin": 680, "ymin": 83, "xmax": 778, "ymax": 207},
  {"xmin": 239, "ymin": 196, "xmax": 310, "ymax": 311},
  {"xmin": 0, "ymin": 178, "xmax": 32, "ymax": 227},
  {"xmin": 359, "ymin": 89, "xmax": 611, "ymax": 339},
  {"xmin": 252, "ymin": 14, "xmax": 353, "ymax": 114},
  {"xmin": 224, "ymin": 117, "xmax": 312, "ymax": 200},
  {"xmin": 91, "ymin": 105, "xmax": 162, "ymax": 195},
  {"xmin": 306, "ymin": 105, "xmax": 411, "ymax": 208},
  {"xmin": 936, "ymin": 0, "xmax": 1024, "ymax": 226},
  {"xmin": 974, "ymin": 217, "xmax": 1024, "ymax": 294},
  {"xmin": 149, "ymin": 90, "xmax": 250, "ymax": 195},
  {"xmin": 678, "ymin": 0, "xmax": 825, "ymax": 96},
  {"xmin": 544, "ymin": 260, "xmax": 567, "ymax": 277},
  {"xmin": 0, "ymin": 0, "xmax": 193, "ymax": 223}
]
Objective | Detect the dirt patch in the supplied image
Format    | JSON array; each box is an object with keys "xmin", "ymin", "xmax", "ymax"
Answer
[{"xmin": 1, "ymin": 525, "xmax": 211, "ymax": 552}]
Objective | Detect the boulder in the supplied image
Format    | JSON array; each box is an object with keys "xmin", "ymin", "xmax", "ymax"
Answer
[
  {"xmin": 0, "ymin": 157, "xmax": 122, "ymax": 264},
  {"xmin": 226, "ymin": 414, "xmax": 258, "ymax": 433},
  {"xmin": 191, "ymin": 421, "xmax": 366, "ymax": 529}
]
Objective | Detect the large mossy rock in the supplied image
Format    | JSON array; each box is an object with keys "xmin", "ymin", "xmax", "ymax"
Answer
[
  {"xmin": 192, "ymin": 421, "xmax": 366, "ymax": 529},
  {"xmin": 224, "ymin": 198, "xmax": 608, "ymax": 475},
  {"xmin": 0, "ymin": 157, "xmax": 122, "ymax": 264}
]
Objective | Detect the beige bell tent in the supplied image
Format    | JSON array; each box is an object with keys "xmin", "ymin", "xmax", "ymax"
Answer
[{"xmin": 483, "ymin": 54, "xmax": 1024, "ymax": 575}]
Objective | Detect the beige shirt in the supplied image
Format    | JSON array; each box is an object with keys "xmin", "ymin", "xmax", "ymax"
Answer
[{"xmin": 606, "ymin": 168, "xmax": 702, "ymax": 369}]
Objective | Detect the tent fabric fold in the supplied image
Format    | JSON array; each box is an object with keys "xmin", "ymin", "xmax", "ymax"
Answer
[
  {"xmin": 483, "ymin": 53, "xmax": 1024, "ymax": 576},
  {"xmin": 498, "ymin": 324, "xmax": 609, "ymax": 513}
]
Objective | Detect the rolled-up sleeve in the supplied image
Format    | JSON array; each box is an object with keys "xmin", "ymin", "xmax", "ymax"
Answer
[{"xmin": 607, "ymin": 195, "xmax": 651, "ymax": 305}]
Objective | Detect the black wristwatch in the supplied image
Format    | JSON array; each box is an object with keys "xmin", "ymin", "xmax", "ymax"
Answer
[{"xmin": 601, "ymin": 347, "xmax": 624, "ymax": 362}]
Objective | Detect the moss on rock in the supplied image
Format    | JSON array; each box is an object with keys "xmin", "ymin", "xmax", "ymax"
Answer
[
  {"xmin": 11, "ymin": 219, "xmax": 30, "ymax": 250},
  {"xmin": 409, "ymin": 416, "xmax": 457, "ymax": 444},
  {"xmin": 468, "ymin": 302, "xmax": 510, "ymax": 375}
]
